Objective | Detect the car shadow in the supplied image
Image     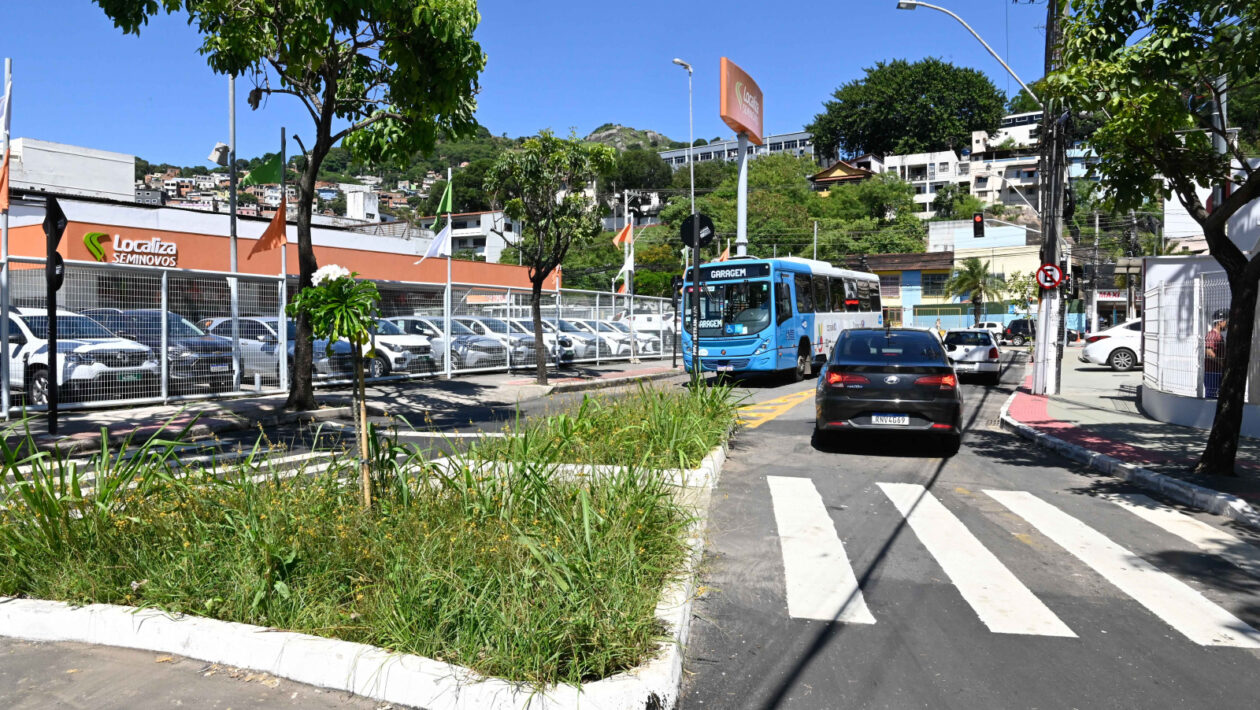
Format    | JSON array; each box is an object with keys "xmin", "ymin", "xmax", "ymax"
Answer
[{"xmin": 809, "ymin": 428, "xmax": 957, "ymax": 458}]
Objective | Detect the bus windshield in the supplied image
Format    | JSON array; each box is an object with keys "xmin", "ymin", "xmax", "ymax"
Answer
[{"xmin": 698, "ymin": 280, "xmax": 772, "ymax": 337}]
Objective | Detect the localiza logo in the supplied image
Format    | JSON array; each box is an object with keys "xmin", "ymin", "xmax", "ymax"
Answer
[
  {"xmin": 84, "ymin": 232, "xmax": 110, "ymax": 262},
  {"xmin": 734, "ymin": 80, "xmax": 760, "ymax": 118}
]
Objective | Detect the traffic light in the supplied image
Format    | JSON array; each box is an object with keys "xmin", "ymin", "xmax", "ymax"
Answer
[{"xmin": 972, "ymin": 213, "xmax": 985, "ymax": 238}]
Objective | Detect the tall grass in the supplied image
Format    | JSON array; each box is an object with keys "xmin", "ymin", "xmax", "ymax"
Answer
[{"xmin": 0, "ymin": 384, "xmax": 739, "ymax": 686}]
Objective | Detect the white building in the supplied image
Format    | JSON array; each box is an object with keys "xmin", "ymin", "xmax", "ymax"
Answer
[
  {"xmin": 883, "ymin": 150, "xmax": 969, "ymax": 218},
  {"xmin": 416, "ymin": 210, "xmax": 519, "ymax": 264},
  {"xmin": 5, "ymin": 138, "xmax": 136, "ymax": 203},
  {"xmin": 340, "ymin": 184, "xmax": 380, "ymax": 222},
  {"xmin": 657, "ymin": 130, "xmax": 815, "ymax": 169}
]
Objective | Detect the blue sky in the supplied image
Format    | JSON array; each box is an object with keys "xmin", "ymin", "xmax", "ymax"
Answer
[{"xmin": 3, "ymin": 0, "xmax": 1049, "ymax": 165}]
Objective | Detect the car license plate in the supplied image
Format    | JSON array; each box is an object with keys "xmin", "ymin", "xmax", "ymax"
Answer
[
  {"xmin": 955, "ymin": 362, "xmax": 977, "ymax": 371},
  {"xmin": 872, "ymin": 413, "xmax": 909, "ymax": 426},
  {"xmin": 716, "ymin": 365, "xmax": 733, "ymax": 372},
  {"xmin": 117, "ymin": 373, "xmax": 144, "ymax": 382},
  {"xmin": 209, "ymin": 364, "xmax": 230, "ymax": 373}
]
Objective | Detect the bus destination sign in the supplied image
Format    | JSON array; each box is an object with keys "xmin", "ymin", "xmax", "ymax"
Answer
[{"xmin": 693, "ymin": 263, "xmax": 771, "ymax": 281}]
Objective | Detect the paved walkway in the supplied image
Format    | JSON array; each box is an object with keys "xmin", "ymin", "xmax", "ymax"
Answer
[
  {"xmin": 1005, "ymin": 356, "xmax": 1260, "ymax": 502},
  {"xmin": 1, "ymin": 359, "xmax": 682, "ymax": 454}
]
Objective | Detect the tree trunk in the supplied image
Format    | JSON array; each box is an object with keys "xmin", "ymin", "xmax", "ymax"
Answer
[
  {"xmin": 354, "ymin": 348, "xmax": 372, "ymax": 509},
  {"xmin": 974, "ymin": 297, "xmax": 983, "ymax": 327},
  {"xmin": 285, "ymin": 146, "xmax": 328, "ymax": 411},
  {"xmin": 531, "ymin": 278, "xmax": 548, "ymax": 386},
  {"xmin": 1194, "ymin": 266, "xmax": 1259, "ymax": 477}
]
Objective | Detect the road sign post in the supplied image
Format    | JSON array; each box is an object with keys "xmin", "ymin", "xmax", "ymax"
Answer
[
  {"xmin": 43, "ymin": 197, "xmax": 67, "ymax": 435},
  {"xmin": 680, "ymin": 214, "xmax": 715, "ymax": 380}
]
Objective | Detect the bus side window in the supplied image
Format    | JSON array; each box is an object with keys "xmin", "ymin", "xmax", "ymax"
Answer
[
  {"xmin": 794, "ymin": 274, "xmax": 814, "ymax": 314},
  {"xmin": 844, "ymin": 278, "xmax": 859, "ymax": 312},
  {"xmin": 857, "ymin": 280, "xmax": 872, "ymax": 312},
  {"xmin": 868, "ymin": 280, "xmax": 882, "ymax": 313},
  {"xmin": 775, "ymin": 281, "xmax": 792, "ymax": 325},
  {"xmin": 830, "ymin": 278, "xmax": 845, "ymax": 313},
  {"xmin": 812, "ymin": 275, "xmax": 830, "ymax": 313}
]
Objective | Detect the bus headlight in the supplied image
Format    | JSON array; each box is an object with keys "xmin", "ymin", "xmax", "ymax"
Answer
[{"xmin": 754, "ymin": 340, "xmax": 769, "ymax": 355}]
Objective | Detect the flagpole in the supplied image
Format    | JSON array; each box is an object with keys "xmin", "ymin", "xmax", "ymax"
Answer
[
  {"xmin": 277, "ymin": 126, "xmax": 287, "ymax": 390},
  {"xmin": 444, "ymin": 166, "xmax": 452, "ymax": 380},
  {"xmin": 227, "ymin": 76, "xmax": 242, "ymax": 391},
  {"xmin": 1, "ymin": 58, "xmax": 11, "ymax": 415}
]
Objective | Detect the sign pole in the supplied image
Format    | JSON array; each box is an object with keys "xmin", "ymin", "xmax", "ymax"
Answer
[
  {"xmin": 736, "ymin": 133, "xmax": 749, "ymax": 257},
  {"xmin": 1, "ymin": 58, "xmax": 11, "ymax": 417},
  {"xmin": 42, "ymin": 197, "xmax": 66, "ymax": 435}
]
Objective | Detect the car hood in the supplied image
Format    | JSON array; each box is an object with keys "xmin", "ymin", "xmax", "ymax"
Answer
[
  {"xmin": 172, "ymin": 335, "xmax": 233, "ymax": 353},
  {"xmin": 47, "ymin": 338, "xmax": 150, "ymax": 354},
  {"xmin": 375, "ymin": 334, "xmax": 430, "ymax": 347}
]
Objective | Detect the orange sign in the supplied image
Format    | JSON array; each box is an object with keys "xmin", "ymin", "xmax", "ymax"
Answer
[{"xmin": 719, "ymin": 57, "xmax": 764, "ymax": 146}]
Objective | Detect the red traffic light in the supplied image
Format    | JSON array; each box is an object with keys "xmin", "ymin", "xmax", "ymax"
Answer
[{"xmin": 973, "ymin": 213, "xmax": 983, "ymax": 223}]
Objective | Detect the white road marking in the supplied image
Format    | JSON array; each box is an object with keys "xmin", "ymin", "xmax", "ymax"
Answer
[
  {"xmin": 391, "ymin": 431, "xmax": 508, "ymax": 438},
  {"xmin": 767, "ymin": 475, "xmax": 875, "ymax": 624},
  {"xmin": 1105, "ymin": 493, "xmax": 1260, "ymax": 580},
  {"xmin": 879, "ymin": 483, "xmax": 1075, "ymax": 637},
  {"xmin": 987, "ymin": 490, "xmax": 1260, "ymax": 648}
]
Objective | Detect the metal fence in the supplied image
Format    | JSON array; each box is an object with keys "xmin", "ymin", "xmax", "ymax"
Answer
[
  {"xmin": 3, "ymin": 257, "xmax": 677, "ymax": 416},
  {"xmin": 1142, "ymin": 273, "xmax": 1252, "ymax": 401}
]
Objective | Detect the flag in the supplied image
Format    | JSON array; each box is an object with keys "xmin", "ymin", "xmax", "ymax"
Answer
[
  {"xmin": 240, "ymin": 153, "xmax": 283, "ymax": 187},
  {"xmin": 1, "ymin": 79, "xmax": 10, "ymax": 212},
  {"xmin": 435, "ymin": 179, "xmax": 453, "ymax": 214},
  {"xmin": 717, "ymin": 246, "xmax": 730, "ymax": 262},
  {"xmin": 414, "ymin": 221, "xmax": 451, "ymax": 264},
  {"xmin": 611, "ymin": 222, "xmax": 632, "ymax": 247},
  {"xmin": 617, "ymin": 281, "xmax": 627, "ymax": 294},
  {"xmin": 247, "ymin": 200, "xmax": 287, "ymax": 259}
]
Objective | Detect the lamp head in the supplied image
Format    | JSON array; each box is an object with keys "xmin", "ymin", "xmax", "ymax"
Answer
[
  {"xmin": 672, "ymin": 58, "xmax": 692, "ymax": 73},
  {"xmin": 207, "ymin": 142, "xmax": 230, "ymax": 167},
  {"xmin": 897, "ymin": 0, "xmax": 918, "ymax": 9}
]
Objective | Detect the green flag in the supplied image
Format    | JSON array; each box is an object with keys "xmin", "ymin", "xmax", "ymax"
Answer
[
  {"xmin": 435, "ymin": 179, "xmax": 453, "ymax": 214},
  {"xmin": 240, "ymin": 153, "xmax": 283, "ymax": 187}
]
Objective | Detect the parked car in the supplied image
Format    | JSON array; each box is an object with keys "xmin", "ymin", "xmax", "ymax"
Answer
[
  {"xmin": 387, "ymin": 316, "xmax": 509, "ymax": 370},
  {"xmin": 365, "ymin": 319, "xmax": 432, "ymax": 377},
  {"xmin": 507, "ymin": 318, "xmax": 576, "ymax": 364},
  {"xmin": 6, "ymin": 307, "xmax": 158, "ymax": 405},
  {"xmin": 815, "ymin": 327, "xmax": 963, "ymax": 454},
  {"xmin": 942, "ymin": 329, "xmax": 1002, "ymax": 385},
  {"xmin": 543, "ymin": 319, "xmax": 599, "ymax": 359},
  {"xmin": 1080, "ymin": 319, "xmax": 1143, "ymax": 371},
  {"xmin": 1003, "ymin": 318, "xmax": 1037, "ymax": 346},
  {"xmin": 601, "ymin": 319, "xmax": 662, "ymax": 355},
  {"xmin": 83, "ymin": 308, "xmax": 235, "ymax": 392},
  {"xmin": 976, "ymin": 321, "xmax": 1005, "ymax": 342},
  {"xmin": 617, "ymin": 308, "xmax": 674, "ymax": 340},
  {"xmin": 453, "ymin": 316, "xmax": 536, "ymax": 356},
  {"xmin": 572, "ymin": 319, "xmax": 631, "ymax": 356},
  {"xmin": 200, "ymin": 316, "xmax": 354, "ymax": 381}
]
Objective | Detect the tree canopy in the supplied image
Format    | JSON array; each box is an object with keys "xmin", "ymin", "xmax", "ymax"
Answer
[
  {"xmin": 606, "ymin": 149, "xmax": 673, "ymax": 192},
  {"xmin": 808, "ymin": 58, "xmax": 1005, "ymax": 160}
]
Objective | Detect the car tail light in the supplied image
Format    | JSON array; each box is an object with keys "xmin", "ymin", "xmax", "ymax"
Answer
[
  {"xmin": 988, "ymin": 347, "xmax": 1000, "ymax": 360},
  {"xmin": 1086, "ymin": 335, "xmax": 1110, "ymax": 344},
  {"xmin": 825, "ymin": 369, "xmax": 869, "ymax": 386},
  {"xmin": 915, "ymin": 373, "xmax": 957, "ymax": 390}
]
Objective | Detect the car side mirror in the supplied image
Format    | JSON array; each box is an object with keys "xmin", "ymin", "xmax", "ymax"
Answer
[
  {"xmin": 259, "ymin": 333, "xmax": 276, "ymax": 343},
  {"xmin": 945, "ymin": 344, "xmax": 956, "ymax": 351}
]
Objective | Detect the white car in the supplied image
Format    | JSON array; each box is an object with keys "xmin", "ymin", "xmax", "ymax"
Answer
[
  {"xmin": 6, "ymin": 307, "xmax": 158, "ymax": 405},
  {"xmin": 573, "ymin": 320, "xmax": 631, "ymax": 356},
  {"xmin": 365, "ymin": 319, "xmax": 432, "ymax": 377},
  {"xmin": 599, "ymin": 319, "xmax": 661, "ymax": 355},
  {"xmin": 1080, "ymin": 319, "xmax": 1143, "ymax": 371},
  {"xmin": 976, "ymin": 321, "xmax": 1005, "ymax": 342},
  {"xmin": 942, "ymin": 328, "xmax": 1002, "ymax": 385}
]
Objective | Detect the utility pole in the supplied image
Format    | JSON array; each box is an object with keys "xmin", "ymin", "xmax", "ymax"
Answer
[{"xmin": 1032, "ymin": 0, "xmax": 1065, "ymax": 396}]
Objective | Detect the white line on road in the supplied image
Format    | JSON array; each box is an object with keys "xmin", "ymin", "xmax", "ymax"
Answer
[
  {"xmin": 987, "ymin": 490, "xmax": 1260, "ymax": 648},
  {"xmin": 391, "ymin": 431, "xmax": 508, "ymax": 438},
  {"xmin": 767, "ymin": 475, "xmax": 875, "ymax": 624},
  {"xmin": 1105, "ymin": 493, "xmax": 1260, "ymax": 580},
  {"xmin": 879, "ymin": 483, "xmax": 1076, "ymax": 637}
]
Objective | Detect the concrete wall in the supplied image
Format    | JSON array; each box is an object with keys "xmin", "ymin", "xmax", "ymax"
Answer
[
  {"xmin": 10, "ymin": 138, "xmax": 135, "ymax": 202},
  {"xmin": 1141, "ymin": 386, "xmax": 1260, "ymax": 439}
]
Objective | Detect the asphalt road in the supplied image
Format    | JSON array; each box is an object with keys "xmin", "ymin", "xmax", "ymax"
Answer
[{"xmin": 681, "ymin": 354, "xmax": 1260, "ymax": 709}]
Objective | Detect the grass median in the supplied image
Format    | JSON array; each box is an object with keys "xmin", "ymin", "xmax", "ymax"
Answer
[{"xmin": 0, "ymin": 382, "xmax": 737, "ymax": 686}]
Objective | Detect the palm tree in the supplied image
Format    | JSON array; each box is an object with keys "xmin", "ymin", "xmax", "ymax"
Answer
[{"xmin": 945, "ymin": 258, "xmax": 1007, "ymax": 326}]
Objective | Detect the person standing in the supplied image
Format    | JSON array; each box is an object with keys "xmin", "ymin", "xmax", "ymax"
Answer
[{"xmin": 1204, "ymin": 309, "xmax": 1228, "ymax": 399}]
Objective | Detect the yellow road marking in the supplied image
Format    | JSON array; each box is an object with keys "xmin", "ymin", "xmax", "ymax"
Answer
[{"xmin": 739, "ymin": 389, "xmax": 816, "ymax": 429}]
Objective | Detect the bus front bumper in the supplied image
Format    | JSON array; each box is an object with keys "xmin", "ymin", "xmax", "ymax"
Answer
[{"xmin": 683, "ymin": 352, "xmax": 776, "ymax": 373}]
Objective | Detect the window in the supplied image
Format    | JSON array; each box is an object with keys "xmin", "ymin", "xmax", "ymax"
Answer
[
  {"xmin": 869, "ymin": 285, "xmax": 882, "ymax": 313},
  {"xmin": 938, "ymin": 162, "xmax": 949, "ymax": 173},
  {"xmin": 843, "ymin": 279, "xmax": 860, "ymax": 312},
  {"xmin": 922, "ymin": 273, "xmax": 948, "ymax": 297},
  {"xmin": 775, "ymin": 281, "xmax": 792, "ymax": 325},
  {"xmin": 793, "ymin": 274, "xmax": 814, "ymax": 313},
  {"xmin": 880, "ymin": 274, "xmax": 900, "ymax": 298},
  {"xmin": 769, "ymin": 142, "xmax": 783, "ymax": 151},
  {"xmin": 829, "ymin": 278, "xmax": 846, "ymax": 313},
  {"xmin": 1125, "ymin": 321, "xmax": 1142, "ymax": 331},
  {"xmin": 857, "ymin": 279, "xmax": 872, "ymax": 311},
  {"xmin": 812, "ymin": 275, "xmax": 830, "ymax": 313}
]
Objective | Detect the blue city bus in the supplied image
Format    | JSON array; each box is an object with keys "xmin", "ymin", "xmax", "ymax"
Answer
[{"xmin": 680, "ymin": 257, "xmax": 882, "ymax": 379}]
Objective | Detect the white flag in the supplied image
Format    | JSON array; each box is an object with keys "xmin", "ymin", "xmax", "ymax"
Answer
[
  {"xmin": 1, "ymin": 75, "xmax": 9, "ymax": 134},
  {"xmin": 414, "ymin": 221, "xmax": 451, "ymax": 264}
]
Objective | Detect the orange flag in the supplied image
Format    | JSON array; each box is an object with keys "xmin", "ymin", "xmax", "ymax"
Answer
[
  {"xmin": 717, "ymin": 245, "xmax": 730, "ymax": 262},
  {"xmin": 612, "ymin": 222, "xmax": 632, "ymax": 247},
  {"xmin": 616, "ymin": 281, "xmax": 627, "ymax": 294},
  {"xmin": 0, "ymin": 148, "xmax": 9, "ymax": 212},
  {"xmin": 248, "ymin": 200, "xmax": 286, "ymax": 259}
]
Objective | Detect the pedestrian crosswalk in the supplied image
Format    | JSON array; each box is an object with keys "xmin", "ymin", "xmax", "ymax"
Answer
[{"xmin": 766, "ymin": 476, "xmax": 1260, "ymax": 649}]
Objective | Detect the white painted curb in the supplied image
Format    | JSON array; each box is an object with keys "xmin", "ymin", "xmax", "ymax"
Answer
[
  {"xmin": 0, "ymin": 441, "xmax": 730, "ymax": 710},
  {"xmin": 999, "ymin": 390, "xmax": 1260, "ymax": 530}
]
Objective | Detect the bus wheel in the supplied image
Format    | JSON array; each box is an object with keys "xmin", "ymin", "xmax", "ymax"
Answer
[{"xmin": 794, "ymin": 346, "xmax": 810, "ymax": 382}]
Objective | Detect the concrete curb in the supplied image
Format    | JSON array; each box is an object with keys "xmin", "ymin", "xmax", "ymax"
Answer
[
  {"xmin": 998, "ymin": 389, "xmax": 1260, "ymax": 530},
  {"xmin": 0, "ymin": 438, "xmax": 731, "ymax": 709},
  {"xmin": 544, "ymin": 369, "xmax": 684, "ymax": 397}
]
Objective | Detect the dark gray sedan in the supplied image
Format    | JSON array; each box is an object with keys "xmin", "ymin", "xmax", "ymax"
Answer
[{"xmin": 815, "ymin": 328, "xmax": 963, "ymax": 454}]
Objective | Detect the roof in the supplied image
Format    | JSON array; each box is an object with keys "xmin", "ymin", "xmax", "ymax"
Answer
[
  {"xmin": 864, "ymin": 252, "xmax": 955, "ymax": 272},
  {"xmin": 809, "ymin": 160, "xmax": 874, "ymax": 185}
]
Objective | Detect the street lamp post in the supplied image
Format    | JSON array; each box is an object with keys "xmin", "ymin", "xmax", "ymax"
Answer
[{"xmin": 673, "ymin": 58, "xmax": 699, "ymax": 382}]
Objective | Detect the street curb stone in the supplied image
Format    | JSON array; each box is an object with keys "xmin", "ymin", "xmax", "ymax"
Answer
[
  {"xmin": 543, "ymin": 369, "xmax": 684, "ymax": 397},
  {"xmin": 0, "ymin": 438, "xmax": 730, "ymax": 709},
  {"xmin": 998, "ymin": 389, "xmax": 1260, "ymax": 530}
]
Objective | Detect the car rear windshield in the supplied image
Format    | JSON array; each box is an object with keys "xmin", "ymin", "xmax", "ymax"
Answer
[
  {"xmin": 835, "ymin": 331, "xmax": 945, "ymax": 364},
  {"xmin": 21, "ymin": 315, "xmax": 117, "ymax": 340},
  {"xmin": 944, "ymin": 332, "xmax": 993, "ymax": 346}
]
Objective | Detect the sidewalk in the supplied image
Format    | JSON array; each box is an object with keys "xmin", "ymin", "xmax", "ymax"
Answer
[
  {"xmin": 1, "ymin": 360, "xmax": 684, "ymax": 455},
  {"xmin": 1003, "ymin": 354, "xmax": 1260, "ymax": 524}
]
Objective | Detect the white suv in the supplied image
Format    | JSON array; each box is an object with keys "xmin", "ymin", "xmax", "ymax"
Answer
[{"xmin": 6, "ymin": 307, "xmax": 158, "ymax": 405}]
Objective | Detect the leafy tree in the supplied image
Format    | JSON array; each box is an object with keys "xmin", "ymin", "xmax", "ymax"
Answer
[
  {"xmin": 608, "ymin": 149, "xmax": 672, "ymax": 191},
  {"xmin": 945, "ymin": 258, "xmax": 1006, "ymax": 326},
  {"xmin": 1053, "ymin": 0, "xmax": 1260, "ymax": 476},
  {"xmin": 422, "ymin": 158, "xmax": 494, "ymax": 215},
  {"xmin": 485, "ymin": 131, "xmax": 615, "ymax": 384},
  {"xmin": 134, "ymin": 157, "xmax": 151, "ymax": 181},
  {"xmin": 670, "ymin": 160, "xmax": 736, "ymax": 191},
  {"xmin": 1004, "ymin": 271, "xmax": 1037, "ymax": 317},
  {"xmin": 237, "ymin": 191, "xmax": 259, "ymax": 206},
  {"xmin": 692, "ymin": 138, "xmax": 708, "ymax": 147},
  {"xmin": 808, "ymin": 58, "xmax": 1005, "ymax": 160},
  {"xmin": 325, "ymin": 193, "xmax": 346, "ymax": 216},
  {"xmin": 1006, "ymin": 80, "xmax": 1046, "ymax": 114},
  {"xmin": 931, "ymin": 182, "xmax": 985, "ymax": 221},
  {"xmin": 95, "ymin": 0, "xmax": 485, "ymax": 411}
]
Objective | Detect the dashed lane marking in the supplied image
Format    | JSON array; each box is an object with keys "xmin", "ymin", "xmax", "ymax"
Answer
[{"xmin": 739, "ymin": 389, "xmax": 816, "ymax": 429}]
